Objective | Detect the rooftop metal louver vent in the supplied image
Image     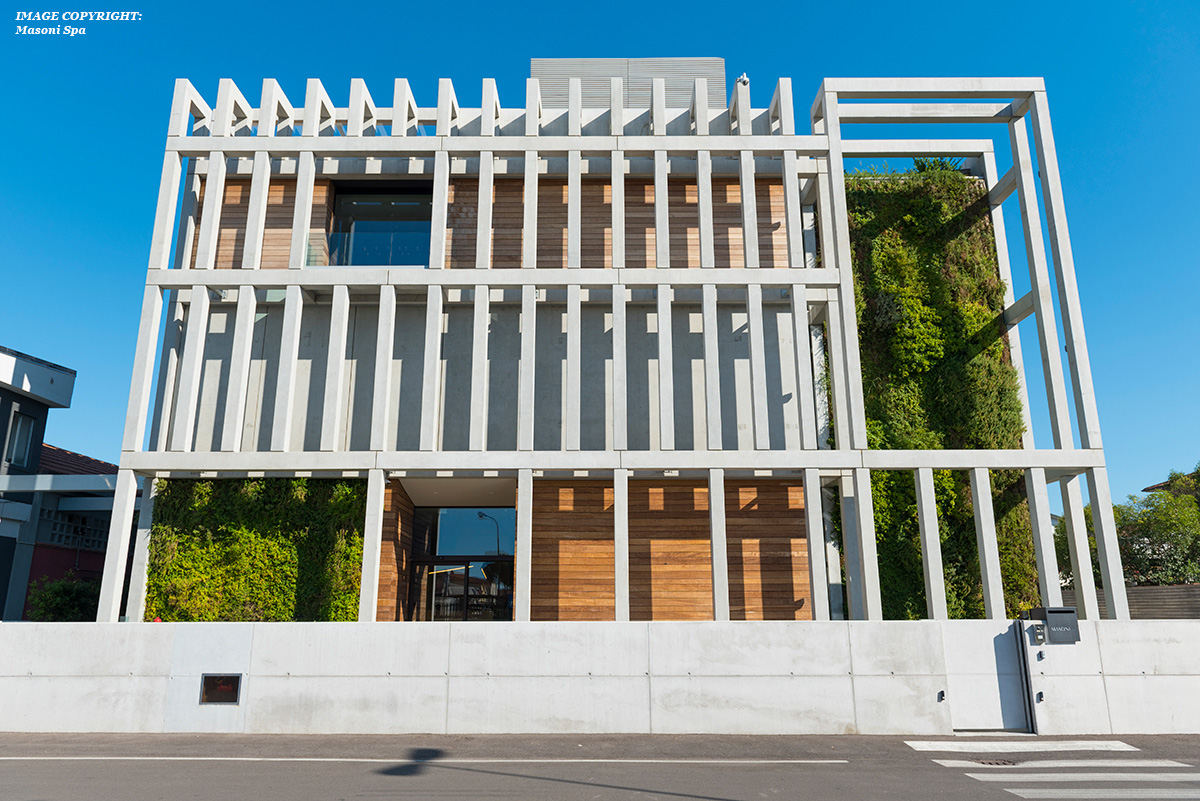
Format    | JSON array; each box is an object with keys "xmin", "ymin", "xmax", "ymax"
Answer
[{"xmin": 531, "ymin": 57, "xmax": 727, "ymax": 109}]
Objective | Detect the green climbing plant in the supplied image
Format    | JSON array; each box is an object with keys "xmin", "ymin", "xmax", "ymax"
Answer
[{"xmin": 143, "ymin": 477, "xmax": 365, "ymax": 621}]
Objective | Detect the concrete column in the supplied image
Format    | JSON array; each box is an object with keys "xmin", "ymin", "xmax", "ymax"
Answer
[
  {"xmin": 419, "ymin": 286, "xmax": 444, "ymax": 452},
  {"xmin": 746, "ymin": 286, "xmax": 770, "ymax": 450},
  {"xmin": 709, "ymin": 468, "xmax": 730, "ymax": 621},
  {"xmin": 1087, "ymin": 467, "xmax": 1131, "ymax": 619},
  {"xmin": 469, "ymin": 285, "xmax": 491, "ymax": 452},
  {"xmin": 822, "ymin": 482, "xmax": 845, "ymax": 620},
  {"xmin": 518, "ymin": 286, "xmax": 537, "ymax": 451},
  {"xmin": 611, "ymin": 285, "xmax": 627, "ymax": 451},
  {"xmin": 2, "ymin": 493, "xmax": 42, "ymax": 620},
  {"xmin": 803, "ymin": 468, "xmax": 830, "ymax": 621},
  {"xmin": 515, "ymin": 469, "xmax": 533, "ymax": 621},
  {"xmin": 271, "ymin": 285, "xmax": 304, "ymax": 452},
  {"xmin": 853, "ymin": 467, "xmax": 883, "ymax": 620},
  {"xmin": 656, "ymin": 286, "xmax": 674, "ymax": 451},
  {"xmin": 970, "ymin": 467, "xmax": 1005, "ymax": 620},
  {"xmin": 357, "ymin": 469, "xmax": 385, "ymax": 622},
  {"xmin": 320, "ymin": 285, "xmax": 351, "ymax": 452},
  {"xmin": 1061, "ymin": 475, "xmax": 1100, "ymax": 619},
  {"xmin": 124, "ymin": 479, "xmax": 157, "ymax": 622},
  {"xmin": 370, "ymin": 285, "xmax": 397, "ymax": 452},
  {"xmin": 839, "ymin": 475, "xmax": 864, "ymax": 620},
  {"xmin": 96, "ymin": 470, "xmax": 139, "ymax": 622},
  {"xmin": 701, "ymin": 284, "xmax": 721, "ymax": 450},
  {"xmin": 1026, "ymin": 467, "xmax": 1064, "ymax": 608},
  {"xmin": 221, "ymin": 286, "xmax": 258, "ymax": 452},
  {"xmin": 915, "ymin": 467, "xmax": 948, "ymax": 620},
  {"xmin": 613, "ymin": 469, "xmax": 630, "ymax": 622}
]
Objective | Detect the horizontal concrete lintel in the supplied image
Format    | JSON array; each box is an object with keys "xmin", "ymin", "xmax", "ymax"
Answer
[
  {"xmin": 840, "ymin": 139, "xmax": 995, "ymax": 158},
  {"xmin": 121, "ymin": 448, "xmax": 1105, "ymax": 477},
  {"xmin": 167, "ymin": 134, "xmax": 832, "ymax": 157},
  {"xmin": 822, "ymin": 77, "xmax": 1044, "ymax": 98},
  {"xmin": 837, "ymin": 102, "xmax": 1019, "ymax": 125},
  {"xmin": 145, "ymin": 268, "xmax": 845, "ymax": 290},
  {"xmin": 201, "ymin": 156, "xmax": 816, "ymax": 180}
]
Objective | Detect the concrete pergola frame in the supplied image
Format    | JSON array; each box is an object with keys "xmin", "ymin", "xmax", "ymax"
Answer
[{"xmin": 95, "ymin": 74, "xmax": 1128, "ymax": 624}]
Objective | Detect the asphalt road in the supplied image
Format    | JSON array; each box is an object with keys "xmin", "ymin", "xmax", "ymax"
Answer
[{"xmin": 1, "ymin": 733, "xmax": 1197, "ymax": 800}]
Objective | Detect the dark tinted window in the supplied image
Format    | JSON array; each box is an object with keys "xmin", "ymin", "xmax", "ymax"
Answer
[{"xmin": 329, "ymin": 190, "xmax": 432, "ymax": 267}]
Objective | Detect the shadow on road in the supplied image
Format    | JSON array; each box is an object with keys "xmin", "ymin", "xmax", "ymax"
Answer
[{"xmin": 375, "ymin": 748, "xmax": 747, "ymax": 800}]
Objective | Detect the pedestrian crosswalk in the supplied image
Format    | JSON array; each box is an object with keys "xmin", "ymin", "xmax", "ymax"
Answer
[{"xmin": 907, "ymin": 739, "xmax": 1199, "ymax": 799}]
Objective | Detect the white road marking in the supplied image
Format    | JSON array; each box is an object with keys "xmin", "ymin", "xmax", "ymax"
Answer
[
  {"xmin": 936, "ymin": 759, "xmax": 1191, "ymax": 769},
  {"xmin": 0, "ymin": 756, "xmax": 848, "ymax": 765},
  {"xmin": 971, "ymin": 772, "xmax": 1200, "ymax": 783},
  {"xmin": 907, "ymin": 740, "xmax": 1139, "ymax": 753},
  {"xmin": 1006, "ymin": 790, "xmax": 1200, "ymax": 799}
]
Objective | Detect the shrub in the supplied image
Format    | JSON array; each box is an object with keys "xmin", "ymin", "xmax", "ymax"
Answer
[
  {"xmin": 143, "ymin": 477, "xmax": 365, "ymax": 621},
  {"xmin": 25, "ymin": 570, "xmax": 101, "ymax": 621}
]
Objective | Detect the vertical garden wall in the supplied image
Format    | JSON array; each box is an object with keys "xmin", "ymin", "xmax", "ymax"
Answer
[
  {"xmin": 144, "ymin": 478, "xmax": 365, "ymax": 621},
  {"xmin": 847, "ymin": 164, "xmax": 1038, "ymax": 619}
]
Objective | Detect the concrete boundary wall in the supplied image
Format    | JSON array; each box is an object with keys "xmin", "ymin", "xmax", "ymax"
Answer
[{"xmin": 0, "ymin": 621, "xmax": 1196, "ymax": 735}]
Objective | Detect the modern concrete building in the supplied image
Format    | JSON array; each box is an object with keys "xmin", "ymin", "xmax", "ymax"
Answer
[
  {"xmin": 99, "ymin": 60, "xmax": 1127, "ymax": 627},
  {"xmin": 8, "ymin": 60, "xmax": 1196, "ymax": 736}
]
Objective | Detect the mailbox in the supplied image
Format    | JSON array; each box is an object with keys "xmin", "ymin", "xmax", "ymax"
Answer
[{"xmin": 1027, "ymin": 607, "xmax": 1080, "ymax": 644}]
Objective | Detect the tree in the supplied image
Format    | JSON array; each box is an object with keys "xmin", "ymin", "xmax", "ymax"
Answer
[
  {"xmin": 1115, "ymin": 491, "xmax": 1200, "ymax": 585},
  {"xmin": 1055, "ymin": 462, "xmax": 1200, "ymax": 587}
]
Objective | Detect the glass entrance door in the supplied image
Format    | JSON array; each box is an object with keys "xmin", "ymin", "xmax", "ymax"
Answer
[
  {"xmin": 411, "ymin": 508, "xmax": 516, "ymax": 622},
  {"xmin": 428, "ymin": 561, "xmax": 513, "ymax": 621}
]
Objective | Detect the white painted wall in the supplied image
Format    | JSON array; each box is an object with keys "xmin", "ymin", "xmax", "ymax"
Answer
[{"xmin": 2, "ymin": 620, "xmax": 1196, "ymax": 735}]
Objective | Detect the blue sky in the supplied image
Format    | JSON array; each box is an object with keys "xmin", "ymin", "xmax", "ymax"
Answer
[{"xmin": 1, "ymin": 0, "xmax": 1196, "ymax": 502}]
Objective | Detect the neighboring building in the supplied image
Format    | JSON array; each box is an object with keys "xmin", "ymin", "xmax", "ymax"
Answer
[
  {"xmin": 97, "ymin": 60, "xmax": 1128, "ymax": 629},
  {"xmin": 0, "ymin": 347, "xmax": 119, "ymax": 619}
]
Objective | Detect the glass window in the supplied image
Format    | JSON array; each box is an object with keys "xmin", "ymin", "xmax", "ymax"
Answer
[
  {"xmin": 329, "ymin": 189, "xmax": 432, "ymax": 267},
  {"xmin": 434, "ymin": 508, "xmax": 516, "ymax": 557},
  {"xmin": 4, "ymin": 412, "xmax": 34, "ymax": 467},
  {"xmin": 410, "ymin": 507, "xmax": 516, "ymax": 622}
]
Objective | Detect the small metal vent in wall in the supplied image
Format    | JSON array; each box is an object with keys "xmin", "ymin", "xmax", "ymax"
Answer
[{"xmin": 199, "ymin": 674, "xmax": 242, "ymax": 705}]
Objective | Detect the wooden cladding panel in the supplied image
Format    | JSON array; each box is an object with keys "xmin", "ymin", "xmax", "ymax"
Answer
[
  {"xmin": 370, "ymin": 478, "xmax": 809, "ymax": 623},
  {"xmin": 190, "ymin": 178, "xmax": 332, "ymax": 269},
  {"xmin": 629, "ymin": 481, "xmax": 714, "ymax": 621},
  {"xmin": 377, "ymin": 479, "xmax": 415, "ymax": 621},
  {"xmin": 725, "ymin": 481, "xmax": 811, "ymax": 621},
  {"xmin": 530, "ymin": 481, "xmax": 615, "ymax": 621},
  {"xmin": 441, "ymin": 175, "xmax": 790, "ymax": 270}
]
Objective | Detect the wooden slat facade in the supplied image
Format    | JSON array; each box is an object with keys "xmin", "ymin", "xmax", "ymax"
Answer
[
  {"xmin": 629, "ymin": 480, "xmax": 714, "ymax": 620},
  {"xmin": 377, "ymin": 479, "xmax": 415, "ymax": 621},
  {"xmin": 725, "ymin": 480, "xmax": 810, "ymax": 620},
  {"xmin": 530, "ymin": 481, "xmax": 615, "ymax": 621},
  {"xmin": 503, "ymin": 478, "xmax": 811, "ymax": 622},
  {"xmin": 195, "ymin": 174, "xmax": 789, "ymax": 270},
  {"xmin": 190, "ymin": 178, "xmax": 332, "ymax": 269}
]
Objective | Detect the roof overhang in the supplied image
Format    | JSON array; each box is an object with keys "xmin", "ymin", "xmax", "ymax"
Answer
[{"xmin": 0, "ymin": 346, "xmax": 75, "ymax": 408}]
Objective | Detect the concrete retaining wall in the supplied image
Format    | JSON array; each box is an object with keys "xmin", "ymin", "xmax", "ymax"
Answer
[{"xmin": 0, "ymin": 620, "xmax": 1196, "ymax": 734}]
